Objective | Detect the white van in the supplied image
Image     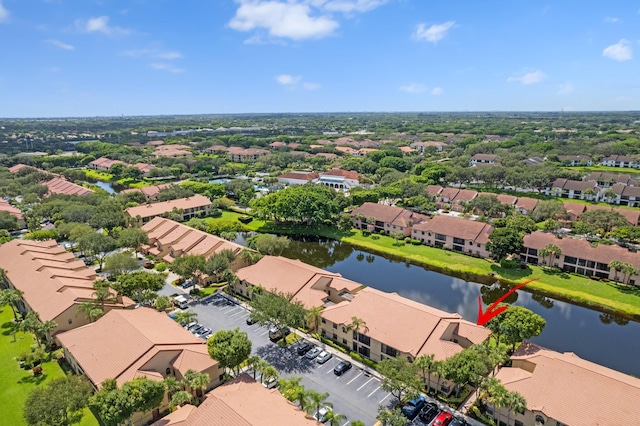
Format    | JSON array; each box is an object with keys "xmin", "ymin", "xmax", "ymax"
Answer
[{"xmin": 173, "ymin": 295, "xmax": 188, "ymax": 309}]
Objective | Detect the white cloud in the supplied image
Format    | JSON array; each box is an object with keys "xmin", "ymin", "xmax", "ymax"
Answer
[
  {"xmin": 431, "ymin": 87, "xmax": 443, "ymax": 95},
  {"xmin": 603, "ymin": 17, "xmax": 619, "ymax": 23},
  {"xmin": 229, "ymin": 1, "xmax": 338, "ymax": 41},
  {"xmin": 45, "ymin": 39, "xmax": 75, "ymax": 50},
  {"xmin": 507, "ymin": 69, "xmax": 546, "ymax": 85},
  {"xmin": 557, "ymin": 82, "xmax": 573, "ymax": 95},
  {"xmin": 399, "ymin": 83, "xmax": 426, "ymax": 93},
  {"xmin": 76, "ymin": 16, "xmax": 131, "ymax": 36},
  {"xmin": 602, "ymin": 39, "xmax": 632, "ymax": 61},
  {"xmin": 275, "ymin": 74, "xmax": 319, "ymax": 90},
  {"xmin": 0, "ymin": 1, "xmax": 9, "ymax": 23},
  {"xmin": 123, "ymin": 49, "xmax": 183, "ymax": 60},
  {"xmin": 413, "ymin": 21, "xmax": 455, "ymax": 43},
  {"xmin": 320, "ymin": 0, "xmax": 389, "ymax": 13},
  {"xmin": 276, "ymin": 74, "xmax": 302, "ymax": 85},
  {"xmin": 150, "ymin": 63, "xmax": 185, "ymax": 74}
]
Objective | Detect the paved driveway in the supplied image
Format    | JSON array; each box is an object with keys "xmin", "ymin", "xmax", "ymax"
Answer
[{"xmin": 185, "ymin": 294, "xmax": 393, "ymax": 426}]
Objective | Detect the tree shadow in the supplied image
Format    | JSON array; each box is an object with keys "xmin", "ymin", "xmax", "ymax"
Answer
[
  {"xmin": 540, "ymin": 267, "xmax": 570, "ymax": 279},
  {"xmin": 18, "ymin": 372, "xmax": 48, "ymax": 386},
  {"xmin": 255, "ymin": 344, "xmax": 316, "ymax": 374}
]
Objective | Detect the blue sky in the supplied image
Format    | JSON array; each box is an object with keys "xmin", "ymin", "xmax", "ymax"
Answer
[{"xmin": 0, "ymin": 1, "xmax": 639, "ymax": 117}]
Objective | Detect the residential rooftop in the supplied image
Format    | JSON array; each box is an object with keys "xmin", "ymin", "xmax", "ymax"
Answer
[{"xmin": 125, "ymin": 195, "xmax": 212, "ymax": 220}]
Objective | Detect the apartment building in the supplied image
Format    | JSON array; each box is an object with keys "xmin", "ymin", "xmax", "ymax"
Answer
[
  {"xmin": 411, "ymin": 215, "xmax": 494, "ymax": 258},
  {"xmin": 351, "ymin": 202, "xmax": 429, "ymax": 237},
  {"xmin": 125, "ymin": 195, "xmax": 212, "ymax": 223}
]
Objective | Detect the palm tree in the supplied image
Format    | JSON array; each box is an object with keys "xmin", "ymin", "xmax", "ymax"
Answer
[
  {"xmin": 305, "ymin": 390, "xmax": 332, "ymax": 421},
  {"xmin": 414, "ymin": 354, "xmax": 435, "ymax": 393},
  {"xmin": 92, "ymin": 280, "xmax": 114, "ymax": 309},
  {"xmin": 433, "ymin": 360, "xmax": 445, "ymax": 395},
  {"xmin": 182, "ymin": 369, "xmax": 210, "ymax": 400},
  {"xmin": 478, "ymin": 376, "xmax": 502, "ymax": 401},
  {"xmin": 76, "ymin": 301, "xmax": 104, "ymax": 323},
  {"xmin": 306, "ymin": 306, "xmax": 323, "ymax": 336},
  {"xmin": 621, "ymin": 263, "xmax": 639, "ymax": 285},
  {"xmin": 163, "ymin": 376, "xmax": 181, "ymax": 401},
  {"xmin": 325, "ymin": 410, "xmax": 347, "ymax": 426},
  {"xmin": 261, "ymin": 365, "xmax": 279, "ymax": 385},
  {"xmin": 488, "ymin": 381, "xmax": 508, "ymax": 426},
  {"xmin": 538, "ymin": 243, "xmax": 561, "ymax": 267},
  {"xmin": 608, "ymin": 260, "xmax": 624, "ymax": 282},
  {"xmin": 1, "ymin": 288, "xmax": 24, "ymax": 321},
  {"xmin": 37, "ymin": 320, "xmax": 57, "ymax": 348},
  {"xmin": 174, "ymin": 310, "xmax": 198, "ymax": 326},
  {"xmin": 505, "ymin": 391, "xmax": 527, "ymax": 425},
  {"xmin": 170, "ymin": 390, "xmax": 192, "ymax": 408},
  {"xmin": 347, "ymin": 316, "xmax": 369, "ymax": 335},
  {"xmin": 246, "ymin": 355, "xmax": 263, "ymax": 380}
]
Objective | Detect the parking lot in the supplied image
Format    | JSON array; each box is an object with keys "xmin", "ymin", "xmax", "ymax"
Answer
[{"xmin": 185, "ymin": 293, "xmax": 394, "ymax": 426}]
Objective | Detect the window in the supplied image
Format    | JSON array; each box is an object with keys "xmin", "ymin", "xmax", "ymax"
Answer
[
  {"xmin": 68, "ymin": 319, "xmax": 73, "ymax": 325},
  {"xmin": 564, "ymin": 256, "xmax": 577, "ymax": 265},
  {"xmin": 435, "ymin": 233, "xmax": 446, "ymax": 241},
  {"xmin": 342, "ymin": 326, "xmax": 347, "ymax": 333},
  {"xmin": 332, "ymin": 323, "xmax": 337, "ymax": 329},
  {"xmin": 381, "ymin": 344, "xmax": 397, "ymax": 357},
  {"xmin": 515, "ymin": 422, "xmax": 523, "ymax": 426},
  {"xmin": 358, "ymin": 333, "xmax": 371, "ymax": 346},
  {"xmin": 453, "ymin": 237, "xmax": 465, "ymax": 245},
  {"xmin": 321, "ymin": 318, "xmax": 326, "ymax": 324},
  {"xmin": 469, "ymin": 241, "xmax": 473, "ymax": 245},
  {"xmin": 333, "ymin": 333, "xmax": 337, "ymax": 340},
  {"xmin": 342, "ymin": 338, "xmax": 347, "ymax": 345},
  {"xmin": 166, "ymin": 368, "xmax": 171, "ymax": 375},
  {"xmin": 535, "ymin": 415, "xmax": 545, "ymax": 425},
  {"xmin": 358, "ymin": 346, "xmax": 370, "ymax": 358}
]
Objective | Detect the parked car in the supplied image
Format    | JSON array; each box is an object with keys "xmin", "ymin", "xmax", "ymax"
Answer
[
  {"xmin": 419, "ymin": 403, "xmax": 440, "ymax": 424},
  {"xmin": 316, "ymin": 351, "xmax": 332, "ymax": 364},
  {"xmin": 262, "ymin": 376, "xmax": 278, "ymax": 389},
  {"xmin": 313, "ymin": 406, "xmax": 332, "ymax": 423},
  {"xmin": 401, "ymin": 395, "xmax": 426, "ymax": 420},
  {"xmin": 268, "ymin": 326, "xmax": 291, "ymax": 342},
  {"xmin": 183, "ymin": 321, "xmax": 197, "ymax": 329},
  {"xmin": 333, "ymin": 360, "xmax": 352, "ymax": 376},
  {"xmin": 296, "ymin": 341, "xmax": 313, "ymax": 355},
  {"xmin": 181, "ymin": 280, "xmax": 194, "ymax": 289},
  {"xmin": 188, "ymin": 323, "xmax": 204, "ymax": 334},
  {"xmin": 195, "ymin": 327, "xmax": 212, "ymax": 338},
  {"xmin": 304, "ymin": 347, "xmax": 322, "ymax": 360},
  {"xmin": 448, "ymin": 417, "xmax": 467, "ymax": 426},
  {"xmin": 246, "ymin": 316, "xmax": 257, "ymax": 325},
  {"xmin": 433, "ymin": 411, "xmax": 453, "ymax": 426}
]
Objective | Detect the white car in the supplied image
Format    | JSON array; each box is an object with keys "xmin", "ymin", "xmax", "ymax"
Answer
[
  {"xmin": 316, "ymin": 351, "xmax": 332, "ymax": 364},
  {"xmin": 313, "ymin": 406, "xmax": 332, "ymax": 423}
]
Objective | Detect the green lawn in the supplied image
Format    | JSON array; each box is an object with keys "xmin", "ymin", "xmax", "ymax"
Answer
[
  {"xmin": 0, "ymin": 307, "xmax": 99, "ymax": 426},
  {"xmin": 343, "ymin": 231, "xmax": 640, "ymax": 318},
  {"xmin": 563, "ymin": 165, "xmax": 640, "ymax": 175},
  {"xmin": 83, "ymin": 169, "xmax": 114, "ymax": 181}
]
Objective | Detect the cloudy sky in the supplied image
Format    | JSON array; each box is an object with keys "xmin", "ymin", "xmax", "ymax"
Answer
[{"xmin": 0, "ymin": 0, "xmax": 639, "ymax": 117}]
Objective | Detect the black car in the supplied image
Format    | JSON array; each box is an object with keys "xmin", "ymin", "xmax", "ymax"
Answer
[
  {"xmin": 419, "ymin": 403, "xmax": 440, "ymax": 424},
  {"xmin": 246, "ymin": 316, "xmax": 257, "ymax": 325},
  {"xmin": 449, "ymin": 418, "xmax": 467, "ymax": 426},
  {"xmin": 297, "ymin": 342, "xmax": 313, "ymax": 355},
  {"xmin": 333, "ymin": 360, "xmax": 353, "ymax": 376}
]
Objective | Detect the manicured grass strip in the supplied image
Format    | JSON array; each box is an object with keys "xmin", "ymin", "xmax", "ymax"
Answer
[
  {"xmin": 0, "ymin": 307, "xmax": 99, "ymax": 426},
  {"xmin": 563, "ymin": 165, "xmax": 640, "ymax": 175},
  {"xmin": 342, "ymin": 231, "xmax": 640, "ymax": 318}
]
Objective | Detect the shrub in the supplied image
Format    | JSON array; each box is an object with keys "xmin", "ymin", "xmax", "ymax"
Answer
[
  {"xmin": 371, "ymin": 235, "xmax": 380, "ymax": 240},
  {"xmin": 210, "ymin": 208, "xmax": 223, "ymax": 218},
  {"xmin": 32, "ymin": 366, "xmax": 43, "ymax": 376},
  {"xmin": 378, "ymin": 230, "xmax": 386, "ymax": 235},
  {"xmin": 499, "ymin": 258, "xmax": 519, "ymax": 269},
  {"xmin": 404, "ymin": 237, "xmax": 412, "ymax": 243},
  {"xmin": 362, "ymin": 230, "xmax": 371, "ymax": 237},
  {"xmin": 410, "ymin": 239, "xmax": 422, "ymax": 245},
  {"xmin": 238, "ymin": 215, "xmax": 253, "ymax": 224},
  {"xmin": 154, "ymin": 262, "xmax": 167, "ymax": 272},
  {"xmin": 350, "ymin": 351, "xmax": 377, "ymax": 369},
  {"xmin": 590, "ymin": 276, "xmax": 600, "ymax": 281}
]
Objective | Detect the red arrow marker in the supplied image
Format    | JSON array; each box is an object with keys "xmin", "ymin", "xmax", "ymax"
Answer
[{"xmin": 477, "ymin": 278, "xmax": 539, "ymax": 326}]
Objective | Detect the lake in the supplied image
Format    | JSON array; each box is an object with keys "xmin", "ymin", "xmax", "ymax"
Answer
[{"xmin": 272, "ymin": 236, "xmax": 640, "ymax": 378}]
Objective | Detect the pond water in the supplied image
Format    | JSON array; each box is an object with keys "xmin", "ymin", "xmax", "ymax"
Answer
[{"xmin": 271, "ymin": 236, "xmax": 640, "ymax": 378}]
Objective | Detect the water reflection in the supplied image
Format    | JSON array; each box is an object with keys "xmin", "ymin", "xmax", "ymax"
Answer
[{"xmin": 480, "ymin": 282, "xmax": 519, "ymax": 305}]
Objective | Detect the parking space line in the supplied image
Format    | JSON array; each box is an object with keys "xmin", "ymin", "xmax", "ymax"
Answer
[
  {"xmin": 379, "ymin": 393, "xmax": 391, "ymax": 404},
  {"xmin": 342, "ymin": 422, "xmax": 350, "ymax": 426},
  {"xmin": 357, "ymin": 377, "xmax": 374, "ymax": 391},
  {"xmin": 260, "ymin": 329, "xmax": 270, "ymax": 336},
  {"xmin": 367, "ymin": 385, "xmax": 381, "ymax": 398},
  {"xmin": 230, "ymin": 310, "xmax": 247, "ymax": 318},
  {"xmin": 346, "ymin": 372, "xmax": 362, "ymax": 385}
]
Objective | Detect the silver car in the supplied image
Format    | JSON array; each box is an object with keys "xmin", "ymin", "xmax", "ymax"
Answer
[
  {"xmin": 304, "ymin": 346, "xmax": 322, "ymax": 360},
  {"xmin": 316, "ymin": 351, "xmax": 333, "ymax": 364}
]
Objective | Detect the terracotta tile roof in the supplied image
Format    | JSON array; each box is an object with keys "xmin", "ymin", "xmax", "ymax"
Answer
[
  {"xmin": 562, "ymin": 202, "xmax": 586, "ymax": 219},
  {"xmin": 451, "ymin": 189, "xmax": 478, "ymax": 203},
  {"xmin": 320, "ymin": 168, "xmax": 358, "ymax": 180},
  {"xmin": 0, "ymin": 240, "xmax": 132, "ymax": 323},
  {"xmin": 552, "ymin": 178, "xmax": 598, "ymax": 192},
  {"xmin": 426, "ymin": 185, "xmax": 444, "ymax": 197},
  {"xmin": 153, "ymin": 374, "xmax": 320, "ymax": 426},
  {"xmin": 44, "ymin": 177, "xmax": 94, "ymax": 196},
  {"xmin": 288, "ymin": 143, "xmax": 301, "ymax": 149},
  {"xmin": 523, "ymin": 232, "xmax": 640, "ymax": 269},
  {"xmin": 89, "ymin": 157, "xmax": 126, "ymax": 169},
  {"xmin": 57, "ymin": 308, "xmax": 215, "ymax": 388},
  {"xmin": 470, "ymin": 153, "xmax": 498, "ymax": 161},
  {"xmin": 439, "ymin": 187, "xmax": 459, "ymax": 201},
  {"xmin": 480, "ymin": 193, "xmax": 517, "ymax": 206},
  {"xmin": 495, "ymin": 342, "xmax": 640, "ymax": 425},
  {"xmin": 277, "ymin": 171, "xmax": 319, "ymax": 181},
  {"xmin": 584, "ymin": 172, "xmax": 638, "ymax": 186},
  {"xmin": 126, "ymin": 195, "xmax": 212, "ymax": 220},
  {"xmin": 584, "ymin": 205, "xmax": 640, "ymax": 226},
  {"xmin": 413, "ymin": 215, "xmax": 494, "ymax": 244},
  {"xmin": 8, "ymin": 164, "xmax": 36, "ymax": 173},
  {"xmin": 321, "ymin": 287, "xmax": 490, "ymax": 360},
  {"xmin": 515, "ymin": 197, "xmax": 539, "ymax": 212},
  {"xmin": 351, "ymin": 202, "xmax": 407, "ymax": 223},
  {"xmin": 269, "ymin": 141, "xmax": 286, "ymax": 147},
  {"xmin": 121, "ymin": 183, "xmax": 173, "ymax": 198},
  {"xmin": 315, "ymin": 153, "xmax": 338, "ymax": 159},
  {"xmin": 141, "ymin": 217, "xmax": 244, "ymax": 263},
  {"xmin": 134, "ymin": 163, "xmax": 155, "ymax": 173},
  {"xmin": 0, "ymin": 199, "xmax": 24, "ymax": 221},
  {"xmin": 236, "ymin": 256, "xmax": 362, "ymax": 309}
]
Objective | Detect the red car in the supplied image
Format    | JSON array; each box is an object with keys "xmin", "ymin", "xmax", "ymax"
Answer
[{"xmin": 433, "ymin": 411, "xmax": 453, "ymax": 426}]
